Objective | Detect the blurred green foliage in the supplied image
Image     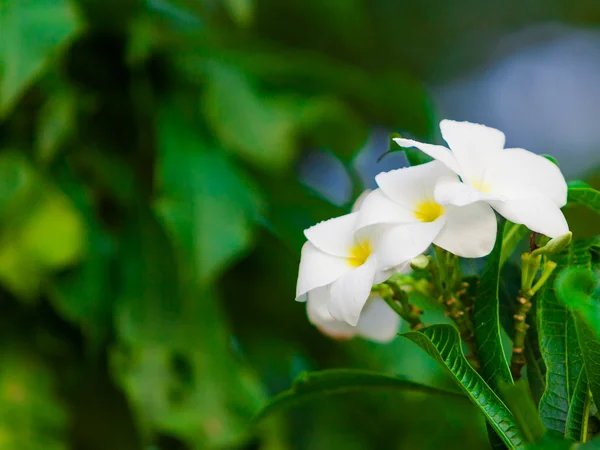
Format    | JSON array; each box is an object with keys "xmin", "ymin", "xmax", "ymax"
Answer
[{"xmin": 1, "ymin": 0, "xmax": 600, "ymax": 449}]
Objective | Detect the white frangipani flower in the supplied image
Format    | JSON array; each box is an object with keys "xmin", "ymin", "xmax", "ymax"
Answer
[
  {"xmin": 356, "ymin": 161, "xmax": 497, "ymax": 258},
  {"xmin": 306, "ymin": 289, "xmax": 400, "ymax": 342},
  {"xmin": 296, "ymin": 196, "xmax": 422, "ymax": 327},
  {"xmin": 394, "ymin": 120, "xmax": 569, "ymax": 238}
]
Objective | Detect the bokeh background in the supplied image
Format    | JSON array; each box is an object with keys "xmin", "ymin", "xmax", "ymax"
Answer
[{"xmin": 1, "ymin": 0, "xmax": 600, "ymax": 449}]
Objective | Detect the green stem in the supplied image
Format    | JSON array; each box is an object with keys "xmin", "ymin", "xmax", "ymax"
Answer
[
  {"xmin": 511, "ymin": 258, "xmax": 557, "ymax": 379},
  {"xmin": 510, "ymin": 289, "xmax": 533, "ymax": 380},
  {"xmin": 431, "ymin": 246, "xmax": 478, "ymax": 369},
  {"xmin": 378, "ymin": 282, "xmax": 424, "ymax": 330}
]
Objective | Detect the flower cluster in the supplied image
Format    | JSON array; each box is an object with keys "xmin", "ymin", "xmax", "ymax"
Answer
[{"xmin": 296, "ymin": 120, "xmax": 568, "ymax": 341}]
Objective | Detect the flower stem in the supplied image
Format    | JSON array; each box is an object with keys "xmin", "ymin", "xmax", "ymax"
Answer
[
  {"xmin": 510, "ymin": 289, "xmax": 533, "ymax": 380},
  {"xmin": 431, "ymin": 246, "xmax": 479, "ymax": 369},
  {"xmin": 378, "ymin": 282, "xmax": 424, "ymax": 330},
  {"xmin": 510, "ymin": 256, "xmax": 557, "ymax": 379}
]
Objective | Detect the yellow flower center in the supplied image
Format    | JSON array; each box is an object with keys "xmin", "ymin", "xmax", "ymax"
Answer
[
  {"xmin": 414, "ymin": 200, "xmax": 445, "ymax": 222},
  {"xmin": 347, "ymin": 240, "xmax": 372, "ymax": 268},
  {"xmin": 470, "ymin": 179, "xmax": 491, "ymax": 193}
]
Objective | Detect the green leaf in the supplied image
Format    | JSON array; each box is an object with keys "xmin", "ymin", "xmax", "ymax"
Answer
[
  {"xmin": 567, "ymin": 185, "xmax": 600, "ymax": 215},
  {"xmin": 538, "ymin": 244, "xmax": 586, "ymax": 434},
  {"xmin": 0, "ymin": 153, "xmax": 86, "ymax": 299},
  {"xmin": 556, "ymin": 244, "xmax": 600, "ymax": 428},
  {"xmin": 155, "ymin": 103, "xmax": 263, "ymax": 286},
  {"xmin": 565, "ymin": 368, "xmax": 590, "ymax": 442},
  {"xmin": 0, "ymin": 0, "xmax": 80, "ymax": 115},
  {"xmin": 254, "ymin": 369, "xmax": 466, "ymax": 422},
  {"xmin": 556, "ymin": 267, "xmax": 599, "ymax": 333},
  {"xmin": 402, "ymin": 324, "xmax": 525, "ymax": 449},
  {"xmin": 500, "ymin": 380, "xmax": 546, "ymax": 443},
  {"xmin": 202, "ymin": 63, "xmax": 297, "ymax": 172},
  {"xmin": 474, "ymin": 217, "xmax": 514, "ymax": 388},
  {"xmin": 501, "ymin": 221, "xmax": 529, "ymax": 268},
  {"xmin": 525, "ymin": 300, "xmax": 547, "ymax": 407}
]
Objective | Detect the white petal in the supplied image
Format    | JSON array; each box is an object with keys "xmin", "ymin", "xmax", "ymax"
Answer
[
  {"xmin": 439, "ymin": 120, "xmax": 505, "ymax": 184},
  {"xmin": 486, "ymin": 148, "xmax": 568, "ymax": 207},
  {"xmin": 375, "ymin": 161, "xmax": 458, "ymax": 209},
  {"xmin": 351, "ymin": 189, "xmax": 373, "ymax": 212},
  {"xmin": 296, "ymin": 242, "xmax": 350, "ymax": 299},
  {"xmin": 393, "ymin": 138, "xmax": 461, "ymax": 174},
  {"xmin": 373, "ymin": 220, "xmax": 444, "ymax": 268},
  {"xmin": 304, "ymin": 213, "xmax": 358, "ymax": 258},
  {"xmin": 355, "ymin": 189, "xmax": 416, "ymax": 230},
  {"xmin": 306, "ymin": 287, "xmax": 357, "ymax": 340},
  {"xmin": 328, "ymin": 256, "xmax": 378, "ymax": 326},
  {"xmin": 434, "ymin": 176, "xmax": 502, "ymax": 206},
  {"xmin": 356, "ymin": 296, "xmax": 400, "ymax": 342},
  {"xmin": 433, "ymin": 203, "xmax": 497, "ymax": 258},
  {"xmin": 490, "ymin": 194, "xmax": 569, "ymax": 238}
]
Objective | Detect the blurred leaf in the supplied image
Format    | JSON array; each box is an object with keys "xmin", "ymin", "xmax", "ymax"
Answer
[
  {"xmin": 474, "ymin": 217, "xmax": 514, "ymax": 388},
  {"xmin": 499, "ymin": 380, "xmax": 546, "ymax": 443},
  {"xmin": 202, "ymin": 63, "xmax": 297, "ymax": 172},
  {"xmin": 501, "ymin": 222, "xmax": 529, "ymax": 268},
  {"xmin": 36, "ymin": 86, "xmax": 76, "ymax": 163},
  {"xmin": 0, "ymin": 0, "xmax": 80, "ymax": 115},
  {"xmin": 565, "ymin": 368, "xmax": 590, "ymax": 442},
  {"xmin": 403, "ymin": 324, "xmax": 525, "ymax": 449},
  {"xmin": 155, "ymin": 103, "xmax": 263, "ymax": 286},
  {"xmin": 538, "ymin": 244, "xmax": 586, "ymax": 435},
  {"xmin": 259, "ymin": 176, "xmax": 344, "ymax": 253},
  {"xmin": 47, "ymin": 175, "xmax": 115, "ymax": 348},
  {"xmin": 0, "ymin": 153, "xmax": 86, "ymax": 299},
  {"xmin": 224, "ymin": 0, "xmax": 253, "ymax": 27},
  {"xmin": 295, "ymin": 96, "xmax": 368, "ymax": 162},
  {"xmin": 567, "ymin": 184, "xmax": 600, "ymax": 215},
  {"xmin": 556, "ymin": 267, "xmax": 599, "ymax": 334},
  {"xmin": 254, "ymin": 369, "xmax": 465, "ymax": 422},
  {"xmin": 0, "ymin": 348, "xmax": 69, "ymax": 450}
]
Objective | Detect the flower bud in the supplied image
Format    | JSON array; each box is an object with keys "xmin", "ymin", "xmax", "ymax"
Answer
[
  {"xmin": 531, "ymin": 232, "xmax": 573, "ymax": 257},
  {"xmin": 410, "ymin": 254, "xmax": 429, "ymax": 271}
]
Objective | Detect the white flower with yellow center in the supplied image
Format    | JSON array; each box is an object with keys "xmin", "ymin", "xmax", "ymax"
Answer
[
  {"xmin": 394, "ymin": 120, "xmax": 568, "ymax": 238},
  {"xmin": 296, "ymin": 195, "xmax": 423, "ymax": 328},
  {"xmin": 306, "ymin": 289, "xmax": 400, "ymax": 342},
  {"xmin": 356, "ymin": 161, "xmax": 497, "ymax": 258}
]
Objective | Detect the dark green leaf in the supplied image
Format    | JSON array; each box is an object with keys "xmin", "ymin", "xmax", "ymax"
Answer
[
  {"xmin": 500, "ymin": 380, "xmax": 546, "ymax": 443},
  {"xmin": 565, "ymin": 368, "xmax": 590, "ymax": 442},
  {"xmin": 403, "ymin": 324, "xmax": 525, "ymax": 449},
  {"xmin": 474, "ymin": 217, "xmax": 514, "ymax": 388},
  {"xmin": 501, "ymin": 221, "xmax": 529, "ymax": 268},
  {"xmin": 254, "ymin": 369, "xmax": 466, "ymax": 422},
  {"xmin": 525, "ymin": 299, "xmax": 547, "ymax": 407},
  {"xmin": 538, "ymin": 244, "xmax": 587, "ymax": 434}
]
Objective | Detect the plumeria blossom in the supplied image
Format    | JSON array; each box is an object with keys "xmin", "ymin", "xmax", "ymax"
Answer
[
  {"xmin": 296, "ymin": 194, "xmax": 423, "ymax": 328},
  {"xmin": 306, "ymin": 289, "xmax": 400, "ymax": 342},
  {"xmin": 394, "ymin": 120, "xmax": 569, "ymax": 238},
  {"xmin": 356, "ymin": 161, "xmax": 497, "ymax": 258}
]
